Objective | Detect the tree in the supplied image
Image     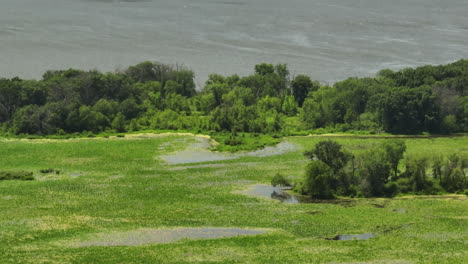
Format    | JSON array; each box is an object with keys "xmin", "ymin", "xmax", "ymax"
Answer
[
  {"xmin": 359, "ymin": 149, "xmax": 391, "ymax": 197},
  {"xmin": 304, "ymin": 140, "xmax": 350, "ymax": 175},
  {"xmin": 119, "ymin": 98, "xmax": 142, "ymax": 119},
  {"xmin": 303, "ymin": 160, "xmax": 334, "ymax": 199},
  {"xmin": 112, "ymin": 112, "xmax": 126, "ymax": 132},
  {"xmin": 292, "ymin": 75, "xmax": 317, "ymax": 107},
  {"xmin": 440, "ymin": 154, "xmax": 467, "ymax": 192},
  {"xmin": 374, "ymin": 86, "xmax": 440, "ymax": 134},
  {"xmin": 281, "ymin": 95, "xmax": 298, "ymax": 116},
  {"xmin": 382, "ymin": 140, "xmax": 407, "ymax": 178},
  {"xmin": 403, "ymin": 156, "xmax": 429, "ymax": 193},
  {"xmin": 255, "ymin": 63, "xmax": 274, "ymax": 76},
  {"xmin": 300, "ymin": 98, "xmax": 321, "ymax": 128}
]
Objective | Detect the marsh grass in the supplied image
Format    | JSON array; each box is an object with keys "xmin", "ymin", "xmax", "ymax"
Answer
[
  {"xmin": 0, "ymin": 134, "xmax": 466, "ymax": 263},
  {"xmin": 0, "ymin": 171, "xmax": 34, "ymax": 181}
]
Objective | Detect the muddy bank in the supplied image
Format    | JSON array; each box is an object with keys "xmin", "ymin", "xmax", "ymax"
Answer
[
  {"xmin": 331, "ymin": 233, "xmax": 375, "ymax": 241},
  {"xmin": 160, "ymin": 136, "xmax": 298, "ymax": 165},
  {"xmin": 239, "ymin": 184, "xmax": 355, "ymax": 206},
  {"xmin": 70, "ymin": 227, "xmax": 267, "ymax": 247}
]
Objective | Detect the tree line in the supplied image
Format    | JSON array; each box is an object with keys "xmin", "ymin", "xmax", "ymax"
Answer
[
  {"xmin": 274, "ymin": 140, "xmax": 467, "ymax": 198},
  {"xmin": 0, "ymin": 60, "xmax": 467, "ymax": 136}
]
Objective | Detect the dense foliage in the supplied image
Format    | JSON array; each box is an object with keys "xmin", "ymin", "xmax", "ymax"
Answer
[
  {"xmin": 0, "ymin": 171, "xmax": 34, "ymax": 181},
  {"xmin": 0, "ymin": 60, "xmax": 467, "ymax": 136},
  {"xmin": 297, "ymin": 140, "xmax": 467, "ymax": 198}
]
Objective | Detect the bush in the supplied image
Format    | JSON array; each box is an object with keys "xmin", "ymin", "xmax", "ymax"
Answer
[
  {"xmin": 440, "ymin": 153, "xmax": 467, "ymax": 193},
  {"xmin": 358, "ymin": 149, "xmax": 391, "ymax": 197},
  {"xmin": 384, "ymin": 181, "xmax": 399, "ymax": 197},
  {"xmin": 224, "ymin": 134, "xmax": 243, "ymax": 146},
  {"xmin": 303, "ymin": 160, "xmax": 334, "ymax": 199},
  {"xmin": 0, "ymin": 171, "xmax": 34, "ymax": 181},
  {"xmin": 40, "ymin": 168, "xmax": 54, "ymax": 173},
  {"xmin": 395, "ymin": 178, "xmax": 413, "ymax": 194},
  {"xmin": 271, "ymin": 173, "xmax": 291, "ymax": 187}
]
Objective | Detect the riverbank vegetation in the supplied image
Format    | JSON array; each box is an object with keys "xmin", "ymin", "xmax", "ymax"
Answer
[
  {"xmin": 293, "ymin": 140, "xmax": 467, "ymax": 199},
  {"xmin": 0, "ymin": 60, "xmax": 467, "ymax": 142},
  {"xmin": 0, "ymin": 60, "xmax": 467, "ymax": 262}
]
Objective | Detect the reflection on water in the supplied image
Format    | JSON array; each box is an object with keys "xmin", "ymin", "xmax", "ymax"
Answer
[
  {"xmin": 242, "ymin": 184, "xmax": 355, "ymax": 206},
  {"xmin": 160, "ymin": 137, "xmax": 297, "ymax": 165}
]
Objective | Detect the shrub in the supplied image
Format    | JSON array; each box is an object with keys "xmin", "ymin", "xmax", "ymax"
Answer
[
  {"xmin": 271, "ymin": 173, "xmax": 291, "ymax": 187},
  {"xmin": 304, "ymin": 140, "xmax": 350, "ymax": 174},
  {"xmin": 403, "ymin": 156, "xmax": 429, "ymax": 193},
  {"xmin": 40, "ymin": 168, "xmax": 61, "ymax": 174},
  {"xmin": 224, "ymin": 134, "xmax": 243, "ymax": 146},
  {"xmin": 358, "ymin": 149, "xmax": 391, "ymax": 197},
  {"xmin": 395, "ymin": 178, "xmax": 413, "ymax": 194},
  {"xmin": 382, "ymin": 140, "xmax": 406, "ymax": 179},
  {"xmin": 0, "ymin": 171, "xmax": 34, "ymax": 181},
  {"xmin": 384, "ymin": 181, "xmax": 399, "ymax": 197},
  {"xmin": 440, "ymin": 153, "xmax": 467, "ymax": 193},
  {"xmin": 303, "ymin": 160, "xmax": 334, "ymax": 199}
]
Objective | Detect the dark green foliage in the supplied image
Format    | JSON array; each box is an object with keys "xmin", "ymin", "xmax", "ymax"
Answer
[
  {"xmin": 111, "ymin": 113, "xmax": 126, "ymax": 133},
  {"xmin": 382, "ymin": 140, "xmax": 407, "ymax": 178},
  {"xmin": 402, "ymin": 156, "xmax": 430, "ymax": 193},
  {"xmin": 271, "ymin": 173, "xmax": 291, "ymax": 187},
  {"xmin": 254, "ymin": 63, "xmax": 275, "ymax": 76},
  {"xmin": 291, "ymin": 75, "xmax": 316, "ymax": 107},
  {"xmin": 432, "ymin": 155, "xmax": 443, "ymax": 180},
  {"xmin": 0, "ymin": 171, "xmax": 34, "ymax": 181},
  {"xmin": 39, "ymin": 168, "xmax": 60, "ymax": 174},
  {"xmin": 372, "ymin": 86, "xmax": 440, "ymax": 134},
  {"xmin": 0, "ymin": 60, "xmax": 467, "ymax": 136},
  {"xmin": 440, "ymin": 154, "xmax": 467, "ymax": 193},
  {"xmin": 304, "ymin": 140, "xmax": 350, "ymax": 174},
  {"xmin": 303, "ymin": 160, "xmax": 334, "ymax": 199},
  {"xmin": 224, "ymin": 133, "xmax": 243, "ymax": 146},
  {"xmin": 297, "ymin": 139, "xmax": 464, "ymax": 198},
  {"xmin": 358, "ymin": 149, "xmax": 391, "ymax": 197}
]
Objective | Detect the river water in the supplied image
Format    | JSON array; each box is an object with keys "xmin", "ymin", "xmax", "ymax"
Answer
[{"xmin": 1, "ymin": 0, "xmax": 467, "ymax": 85}]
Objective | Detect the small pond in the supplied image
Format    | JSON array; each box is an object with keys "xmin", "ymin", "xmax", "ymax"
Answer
[
  {"xmin": 332, "ymin": 233, "xmax": 376, "ymax": 241},
  {"xmin": 73, "ymin": 227, "xmax": 267, "ymax": 247},
  {"xmin": 160, "ymin": 137, "xmax": 298, "ymax": 165},
  {"xmin": 241, "ymin": 184, "xmax": 355, "ymax": 206}
]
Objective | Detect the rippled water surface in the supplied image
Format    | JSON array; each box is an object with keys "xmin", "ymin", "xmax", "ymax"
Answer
[{"xmin": 2, "ymin": 0, "xmax": 468, "ymax": 84}]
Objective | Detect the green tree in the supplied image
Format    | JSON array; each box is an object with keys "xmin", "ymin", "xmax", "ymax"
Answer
[
  {"xmin": 304, "ymin": 140, "xmax": 350, "ymax": 175},
  {"xmin": 281, "ymin": 95, "xmax": 298, "ymax": 116},
  {"xmin": 382, "ymin": 140, "xmax": 407, "ymax": 178},
  {"xmin": 359, "ymin": 149, "xmax": 391, "ymax": 197},
  {"xmin": 303, "ymin": 160, "xmax": 334, "ymax": 199},
  {"xmin": 112, "ymin": 112, "xmax": 126, "ymax": 132},
  {"xmin": 291, "ymin": 75, "xmax": 314, "ymax": 107},
  {"xmin": 254, "ymin": 63, "xmax": 275, "ymax": 76}
]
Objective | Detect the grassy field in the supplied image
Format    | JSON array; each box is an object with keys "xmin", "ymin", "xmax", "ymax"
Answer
[{"xmin": 0, "ymin": 134, "xmax": 467, "ymax": 263}]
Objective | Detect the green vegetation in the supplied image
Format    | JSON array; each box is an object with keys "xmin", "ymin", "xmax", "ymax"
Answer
[
  {"xmin": 1, "ymin": 60, "xmax": 467, "ymax": 144},
  {"xmin": 0, "ymin": 170, "xmax": 34, "ymax": 181},
  {"xmin": 271, "ymin": 173, "xmax": 291, "ymax": 187},
  {"xmin": 0, "ymin": 134, "xmax": 466, "ymax": 263},
  {"xmin": 297, "ymin": 139, "xmax": 466, "ymax": 198},
  {"xmin": 1, "ymin": 60, "xmax": 467, "ymax": 262}
]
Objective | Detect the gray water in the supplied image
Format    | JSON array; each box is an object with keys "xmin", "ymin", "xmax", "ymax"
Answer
[
  {"xmin": 159, "ymin": 136, "xmax": 297, "ymax": 164},
  {"xmin": 73, "ymin": 227, "xmax": 266, "ymax": 247},
  {"xmin": 2, "ymin": 0, "xmax": 468, "ymax": 85}
]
